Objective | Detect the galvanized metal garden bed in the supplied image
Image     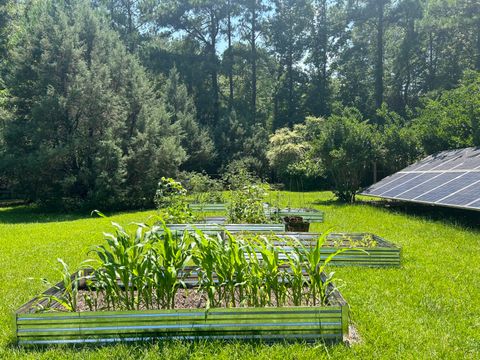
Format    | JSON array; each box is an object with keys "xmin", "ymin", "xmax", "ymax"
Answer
[
  {"xmin": 265, "ymin": 208, "xmax": 325, "ymax": 223},
  {"xmin": 14, "ymin": 271, "xmax": 349, "ymax": 345},
  {"xmin": 270, "ymin": 232, "xmax": 401, "ymax": 267},
  {"xmin": 159, "ymin": 223, "xmax": 286, "ymax": 235},
  {"xmin": 189, "ymin": 203, "xmax": 226, "ymax": 212}
]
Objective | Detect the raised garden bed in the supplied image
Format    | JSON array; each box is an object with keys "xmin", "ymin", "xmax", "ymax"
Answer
[
  {"xmin": 159, "ymin": 223, "xmax": 286, "ymax": 235},
  {"xmin": 270, "ymin": 232, "xmax": 401, "ymax": 267},
  {"xmin": 14, "ymin": 270, "xmax": 349, "ymax": 345},
  {"xmin": 189, "ymin": 203, "xmax": 226, "ymax": 212},
  {"xmin": 265, "ymin": 208, "xmax": 324, "ymax": 223}
]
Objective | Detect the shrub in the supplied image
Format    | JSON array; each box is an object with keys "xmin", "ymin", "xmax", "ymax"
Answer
[
  {"xmin": 311, "ymin": 108, "xmax": 381, "ymax": 202},
  {"xmin": 178, "ymin": 171, "xmax": 224, "ymax": 203},
  {"xmin": 413, "ymin": 70, "xmax": 480, "ymax": 154},
  {"xmin": 222, "ymin": 161, "xmax": 260, "ymax": 191},
  {"xmin": 227, "ymin": 183, "xmax": 270, "ymax": 224},
  {"xmin": 154, "ymin": 177, "xmax": 193, "ymax": 223}
]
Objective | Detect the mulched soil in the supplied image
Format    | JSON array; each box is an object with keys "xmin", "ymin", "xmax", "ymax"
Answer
[{"xmin": 76, "ymin": 287, "xmax": 313, "ymax": 312}]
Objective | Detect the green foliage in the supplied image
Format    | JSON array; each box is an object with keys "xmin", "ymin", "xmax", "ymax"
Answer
[
  {"xmin": 413, "ymin": 71, "xmax": 480, "ymax": 154},
  {"xmin": 154, "ymin": 177, "xmax": 193, "ymax": 224},
  {"xmin": 37, "ymin": 220, "xmax": 346, "ymax": 312},
  {"xmin": 227, "ymin": 183, "xmax": 270, "ymax": 224},
  {"xmin": 267, "ymin": 117, "xmax": 324, "ymax": 183},
  {"xmin": 89, "ymin": 222, "xmax": 194, "ymax": 310},
  {"xmin": 161, "ymin": 68, "xmax": 216, "ymax": 171},
  {"xmin": 179, "ymin": 171, "xmax": 224, "ymax": 203},
  {"xmin": 35, "ymin": 258, "xmax": 84, "ymax": 313},
  {"xmin": 1, "ymin": 192, "xmax": 480, "ymax": 357},
  {"xmin": 311, "ymin": 110, "xmax": 381, "ymax": 202},
  {"xmin": 1, "ymin": 0, "xmax": 187, "ymax": 209},
  {"xmin": 222, "ymin": 161, "xmax": 260, "ymax": 190},
  {"xmin": 376, "ymin": 104, "xmax": 422, "ymax": 174},
  {"xmin": 293, "ymin": 234, "xmax": 354, "ymax": 306}
]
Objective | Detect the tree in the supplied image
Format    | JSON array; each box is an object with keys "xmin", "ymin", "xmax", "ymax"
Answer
[
  {"xmin": 2, "ymin": 0, "xmax": 185, "ymax": 208},
  {"xmin": 311, "ymin": 108, "xmax": 380, "ymax": 202},
  {"xmin": 388, "ymin": 0, "xmax": 422, "ymax": 114},
  {"xmin": 306, "ymin": 0, "xmax": 330, "ymax": 117},
  {"xmin": 268, "ymin": 0, "xmax": 312, "ymax": 129},
  {"xmin": 96, "ymin": 0, "xmax": 143, "ymax": 52},
  {"xmin": 413, "ymin": 71, "xmax": 480, "ymax": 154},
  {"xmin": 240, "ymin": 0, "xmax": 268, "ymax": 125},
  {"xmin": 145, "ymin": 0, "xmax": 228, "ymax": 126},
  {"xmin": 376, "ymin": 104, "xmax": 421, "ymax": 175},
  {"xmin": 267, "ymin": 127, "xmax": 303, "ymax": 179},
  {"xmin": 161, "ymin": 67, "xmax": 216, "ymax": 171}
]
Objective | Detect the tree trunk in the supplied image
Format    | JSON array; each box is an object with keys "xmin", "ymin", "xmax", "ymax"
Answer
[
  {"xmin": 287, "ymin": 48, "xmax": 293, "ymax": 127},
  {"xmin": 427, "ymin": 31, "xmax": 436, "ymax": 90},
  {"xmin": 476, "ymin": 18, "xmax": 480, "ymax": 71},
  {"xmin": 318, "ymin": 0, "xmax": 328, "ymax": 116},
  {"xmin": 374, "ymin": 0, "xmax": 385, "ymax": 113},
  {"xmin": 251, "ymin": 1, "xmax": 257, "ymax": 124},
  {"xmin": 210, "ymin": 12, "xmax": 219, "ymax": 126},
  {"xmin": 227, "ymin": 0, "xmax": 234, "ymax": 111}
]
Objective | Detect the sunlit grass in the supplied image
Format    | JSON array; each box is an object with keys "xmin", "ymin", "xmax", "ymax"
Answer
[{"xmin": 0, "ymin": 191, "xmax": 479, "ymax": 359}]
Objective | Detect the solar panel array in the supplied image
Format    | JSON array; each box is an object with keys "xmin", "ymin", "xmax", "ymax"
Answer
[{"xmin": 361, "ymin": 147, "xmax": 480, "ymax": 211}]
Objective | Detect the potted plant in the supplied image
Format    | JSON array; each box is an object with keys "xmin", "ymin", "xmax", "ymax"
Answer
[{"xmin": 283, "ymin": 215, "xmax": 310, "ymax": 232}]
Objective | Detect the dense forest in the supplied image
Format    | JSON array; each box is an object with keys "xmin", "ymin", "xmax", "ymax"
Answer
[{"xmin": 0, "ymin": 0, "xmax": 479, "ymax": 208}]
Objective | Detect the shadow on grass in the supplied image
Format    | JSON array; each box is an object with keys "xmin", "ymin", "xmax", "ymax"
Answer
[
  {"xmin": 359, "ymin": 200, "xmax": 480, "ymax": 230},
  {"xmin": 7, "ymin": 337, "xmax": 338, "ymax": 355},
  {"xmin": 0, "ymin": 206, "xmax": 93, "ymax": 224},
  {"xmin": 310, "ymin": 198, "xmax": 349, "ymax": 207},
  {"xmin": 0, "ymin": 205, "xmax": 157, "ymax": 225},
  {"xmin": 0, "ymin": 205, "xmax": 144, "ymax": 224}
]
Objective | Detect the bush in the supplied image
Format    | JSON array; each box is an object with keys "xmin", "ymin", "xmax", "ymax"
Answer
[
  {"xmin": 178, "ymin": 172, "xmax": 224, "ymax": 203},
  {"xmin": 267, "ymin": 118, "xmax": 324, "ymax": 190},
  {"xmin": 227, "ymin": 183, "xmax": 270, "ymax": 224},
  {"xmin": 154, "ymin": 177, "xmax": 193, "ymax": 223},
  {"xmin": 412, "ymin": 70, "xmax": 480, "ymax": 154},
  {"xmin": 222, "ymin": 161, "xmax": 260, "ymax": 191},
  {"xmin": 311, "ymin": 108, "xmax": 380, "ymax": 202}
]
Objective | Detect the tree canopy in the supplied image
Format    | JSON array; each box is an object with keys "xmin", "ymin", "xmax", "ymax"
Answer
[{"xmin": 0, "ymin": 0, "xmax": 479, "ymax": 206}]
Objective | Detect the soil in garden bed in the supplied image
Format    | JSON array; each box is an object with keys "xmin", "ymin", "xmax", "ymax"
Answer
[{"xmin": 75, "ymin": 287, "xmax": 325, "ymax": 312}]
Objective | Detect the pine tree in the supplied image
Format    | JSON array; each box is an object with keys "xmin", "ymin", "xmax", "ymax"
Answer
[
  {"xmin": 2, "ymin": 0, "xmax": 185, "ymax": 208},
  {"xmin": 161, "ymin": 67, "xmax": 216, "ymax": 172}
]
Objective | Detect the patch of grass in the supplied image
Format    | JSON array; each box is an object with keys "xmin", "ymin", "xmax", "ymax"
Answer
[{"xmin": 1, "ymin": 192, "xmax": 479, "ymax": 359}]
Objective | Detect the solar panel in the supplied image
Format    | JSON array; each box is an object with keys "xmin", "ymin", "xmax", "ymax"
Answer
[{"xmin": 361, "ymin": 147, "xmax": 480, "ymax": 211}]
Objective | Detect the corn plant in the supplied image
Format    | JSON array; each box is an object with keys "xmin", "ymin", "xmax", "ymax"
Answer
[
  {"xmin": 282, "ymin": 238, "xmax": 307, "ymax": 306},
  {"xmin": 35, "ymin": 258, "xmax": 84, "ymax": 312},
  {"xmin": 148, "ymin": 224, "xmax": 194, "ymax": 309},
  {"xmin": 243, "ymin": 239, "xmax": 267, "ymax": 307},
  {"xmin": 214, "ymin": 231, "xmax": 249, "ymax": 307},
  {"xmin": 254, "ymin": 236, "xmax": 287, "ymax": 306},
  {"xmin": 191, "ymin": 230, "xmax": 223, "ymax": 308},
  {"xmin": 294, "ymin": 233, "xmax": 361, "ymax": 306},
  {"xmin": 90, "ymin": 223, "xmax": 156, "ymax": 310}
]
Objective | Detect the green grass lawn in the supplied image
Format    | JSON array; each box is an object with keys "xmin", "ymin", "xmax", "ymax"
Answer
[{"xmin": 0, "ymin": 191, "xmax": 479, "ymax": 359}]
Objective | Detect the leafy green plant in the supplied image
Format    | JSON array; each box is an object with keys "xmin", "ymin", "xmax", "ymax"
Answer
[
  {"xmin": 35, "ymin": 258, "xmax": 84, "ymax": 312},
  {"xmin": 191, "ymin": 230, "xmax": 223, "ymax": 308},
  {"xmin": 154, "ymin": 177, "xmax": 194, "ymax": 223},
  {"xmin": 227, "ymin": 183, "xmax": 271, "ymax": 224},
  {"xmin": 179, "ymin": 171, "xmax": 224, "ymax": 203},
  {"xmin": 294, "ymin": 233, "xmax": 360, "ymax": 306},
  {"xmin": 148, "ymin": 224, "xmax": 195, "ymax": 309},
  {"xmin": 331, "ymin": 233, "xmax": 378, "ymax": 248},
  {"xmin": 34, "ymin": 223, "xmax": 350, "ymax": 312},
  {"xmin": 90, "ymin": 223, "xmax": 155, "ymax": 310}
]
